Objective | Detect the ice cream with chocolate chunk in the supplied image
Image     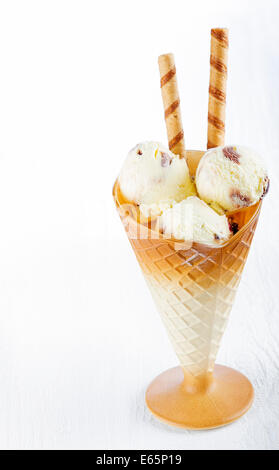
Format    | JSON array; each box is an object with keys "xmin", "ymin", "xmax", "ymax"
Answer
[
  {"xmin": 118, "ymin": 141, "xmax": 196, "ymax": 216},
  {"xmin": 159, "ymin": 196, "xmax": 231, "ymax": 245},
  {"xmin": 196, "ymin": 145, "xmax": 269, "ymax": 213}
]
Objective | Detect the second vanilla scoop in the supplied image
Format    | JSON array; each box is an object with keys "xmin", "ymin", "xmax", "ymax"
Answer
[{"xmin": 196, "ymin": 145, "xmax": 269, "ymax": 213}]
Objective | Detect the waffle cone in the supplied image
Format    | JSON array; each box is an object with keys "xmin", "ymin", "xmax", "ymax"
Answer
[{"xmin": 113, "ymin": 151, "xmax": 261, "ymax": 377}]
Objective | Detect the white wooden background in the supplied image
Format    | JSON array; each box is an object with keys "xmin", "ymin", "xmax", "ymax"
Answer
[{"xmin": 0, "ymin": 0, "xmax": 278, "ymax": 450}]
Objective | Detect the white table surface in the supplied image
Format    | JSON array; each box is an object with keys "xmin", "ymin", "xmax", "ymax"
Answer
[{"xmin": 0, "ymin": 0, "xmax": 278, "ymax": 450}]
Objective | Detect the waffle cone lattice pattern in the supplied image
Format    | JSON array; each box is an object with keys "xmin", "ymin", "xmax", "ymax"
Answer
[{"xmin": 124, "ymin": 214, "xmax": 259, "ymax": 376}]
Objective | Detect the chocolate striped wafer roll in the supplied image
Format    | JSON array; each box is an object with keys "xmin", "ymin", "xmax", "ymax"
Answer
[
  {"xmin": 158, "ymin": 53, "xmax": 185, "ymax": 156},
  {"xmin": 207, "ymin": 28, "xmax": 229, "ymax": 149}
]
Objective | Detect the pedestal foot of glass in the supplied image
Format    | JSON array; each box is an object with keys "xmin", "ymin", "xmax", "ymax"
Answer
[{"xmin": 146, "ymin": 365, "xmax": 254, "ymax": 430}]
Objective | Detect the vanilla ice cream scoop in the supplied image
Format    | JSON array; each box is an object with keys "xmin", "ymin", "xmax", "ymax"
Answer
[
  {"xmin": 158, "ymin": 196, "xmax": 231, "ymax": 245},
  {"xmin": 118, "ymin": 142, "xmax": 196, "ymax": 215},
  {"xmin": 196, "ymin": 145, "xmax": 269, "ymax": 213}
]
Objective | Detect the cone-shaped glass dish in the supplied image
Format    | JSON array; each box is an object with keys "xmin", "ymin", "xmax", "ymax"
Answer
[{"xmin": 113, "ymin": 150, "xmax": 261, "ymax": 430}]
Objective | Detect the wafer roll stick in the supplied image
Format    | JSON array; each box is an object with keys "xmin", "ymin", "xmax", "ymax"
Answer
[
  {"xmin": 158, "ymin": 53, "xmax": 185, "ymax": 156},
  {"xmin": 207, "ymin": 28, "xmax": 229, "ymax": 149}
]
